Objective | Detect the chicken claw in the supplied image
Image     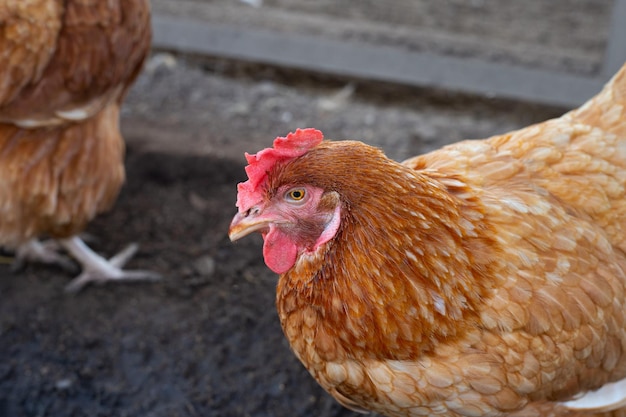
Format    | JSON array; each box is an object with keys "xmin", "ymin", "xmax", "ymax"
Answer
[
  {"xmin": 13, "ymin": 239, "xmax": 79, "ymax": 274},
  {"xmin": 60, "ymin": 236, "xmax": 161, "ymax": 293}
]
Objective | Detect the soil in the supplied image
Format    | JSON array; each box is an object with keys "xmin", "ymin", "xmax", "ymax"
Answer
[
  {"xmin": 0, "ymin": 148, "xmax": 346, "ymax": 417},
  {"xmin": 0, "ymin": 42, "xmax": 574, "ymax": 417}
]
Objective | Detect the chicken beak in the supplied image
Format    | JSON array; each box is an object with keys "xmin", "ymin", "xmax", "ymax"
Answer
[{"xmin": 229, "ymin": 208, "xmax": 271, "ymax": 242}]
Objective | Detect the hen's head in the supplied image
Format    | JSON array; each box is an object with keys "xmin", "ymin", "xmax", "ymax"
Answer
[{"xmin": 229, "ymin": 128, "xmax": 344, "ymax": 274}]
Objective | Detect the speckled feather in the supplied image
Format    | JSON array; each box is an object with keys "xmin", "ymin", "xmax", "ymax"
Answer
[
  {"xmin": 0, "ymin": 0, "xmax": 150, "ymax": 247},
  {"xmin": 272, "ymin": 64, "xmax": 626, "ymax": 416}
]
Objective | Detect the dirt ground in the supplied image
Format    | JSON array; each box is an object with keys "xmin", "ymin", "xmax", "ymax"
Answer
[{"xmin": 0, "ymin": 22, "xmax": 581, "ymax": 417}]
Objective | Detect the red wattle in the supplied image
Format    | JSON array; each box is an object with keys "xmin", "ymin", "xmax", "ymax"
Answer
[{"xmin": 263, "ymin": 228, "xmax": 298, "ymax": 274}]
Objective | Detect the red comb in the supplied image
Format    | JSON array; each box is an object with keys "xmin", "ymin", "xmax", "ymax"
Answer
[{"xmin": 236, "ymin": 128, "xmax": 324, "ymax": 211}]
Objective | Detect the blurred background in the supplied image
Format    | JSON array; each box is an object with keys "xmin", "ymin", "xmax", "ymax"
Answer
[{"xmin": 1, "ymin": 1, "xmax": 625, "ymax": 416}]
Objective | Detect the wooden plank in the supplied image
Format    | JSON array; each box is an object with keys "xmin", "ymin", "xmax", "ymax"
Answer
[
  {"xmin": 603, "ymin": 0, "xmax": 626, "ymax": 77},
  {"xmin": 152, "ymin": 14, "xmax": 607, "ymax": 108}
]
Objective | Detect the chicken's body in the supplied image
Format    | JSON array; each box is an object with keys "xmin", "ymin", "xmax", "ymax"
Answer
[
  {"xmin": 230, "ymin": 63, "xmax": 626, "ymax": 416},
  {"xmin": 0, "ymin": 0, "xmax": 155, "ymax": 291}
]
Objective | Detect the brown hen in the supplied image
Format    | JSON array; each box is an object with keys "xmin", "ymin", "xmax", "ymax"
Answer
[
  {"xmin": 230, "ymin": 62, "xmax": 626, "ymax": 416},
  {"xmin": 0, "ymin": 0, "xmax": 156, "ymax": 292}
]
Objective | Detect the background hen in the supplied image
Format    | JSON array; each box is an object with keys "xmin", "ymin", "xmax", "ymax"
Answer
[
  {"xmin": 230, "ymin": 62, "xmax": 626, "ymax": 416},
  {"xmin": 0, "ymin": 0, "xmax": 155, "ymax": 291}
]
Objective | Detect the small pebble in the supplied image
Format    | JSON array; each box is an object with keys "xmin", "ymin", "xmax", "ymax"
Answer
[{"xmin": 193, "ymin": 256, "xmax": 216, "ymax": 277}]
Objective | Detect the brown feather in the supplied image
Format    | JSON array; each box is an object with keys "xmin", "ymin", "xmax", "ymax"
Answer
[
  {"xmin": 0, "ymin": 104, "xmax": 124, "ymax": 246},
  {"xmin": 270, "ymin": 64, "xmax": 626, "ymax": 416},
  {"xmin": 0, "ymin": 0, "xmax": 150, "ymax": 125},
  {"xmin": 0, "ymin": 0, "xmax": 150, "ymax": 247}
]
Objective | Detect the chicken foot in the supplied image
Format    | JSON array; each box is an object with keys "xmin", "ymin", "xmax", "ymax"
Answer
[
  {"xmin": 14, "ymin": 236, "xmax": 161, "ymax": 293},
  {"xmin": 14, "ymin": 239, "xmax": 78, "ymax": 274},
  {"xmin": 60, "ymin": 236, "xmax": 161, "ymax": 293}
]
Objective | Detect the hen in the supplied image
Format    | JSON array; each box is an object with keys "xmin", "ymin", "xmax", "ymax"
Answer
[
  {"xmin": 230, "ymin": 62, "xmax": 626, "ymax": 416},
  {"xmin": 0, "ymin": 0, "xmax": 156, "ymax": 292}
]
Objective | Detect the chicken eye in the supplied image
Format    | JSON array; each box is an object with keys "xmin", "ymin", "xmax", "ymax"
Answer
[{"xmin": 286, "ymin": 188, "xmax": 306, "ymax": 202}]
